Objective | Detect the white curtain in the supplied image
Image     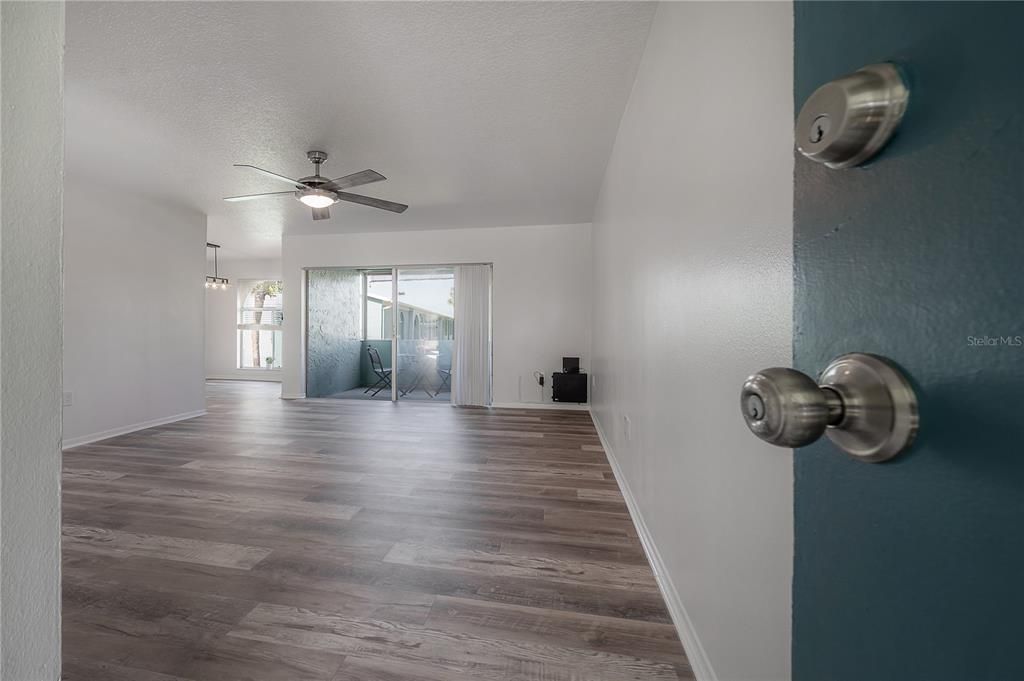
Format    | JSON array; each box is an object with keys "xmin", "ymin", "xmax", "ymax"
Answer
[{"xmin": 452, "ymin": 264, "xmax": 492, "ymax": 406}]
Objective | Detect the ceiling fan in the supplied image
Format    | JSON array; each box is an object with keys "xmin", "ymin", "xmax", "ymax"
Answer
[{"xmin": 224, "ymin": 150, "xmax": 408, "ymax": 221}]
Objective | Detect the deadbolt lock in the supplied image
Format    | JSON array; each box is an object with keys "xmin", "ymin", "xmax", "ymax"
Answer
[
  {"xmin": 740, "ymin": 353, "xmax": 919, "ymax": 462},
  {"xmin": 796, "ymin": 63, "xmax": 909, "ymax": 169}
]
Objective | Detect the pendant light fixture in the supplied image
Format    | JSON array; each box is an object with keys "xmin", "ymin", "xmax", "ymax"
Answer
[{"xmin": 205, "ymin": 242, "xmax": 230, "ymax": 290}]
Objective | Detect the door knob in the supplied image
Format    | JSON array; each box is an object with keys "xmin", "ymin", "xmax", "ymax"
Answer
[{"xmin": 740, "ymin": 353, "xmax": 918, "ymax": 462}]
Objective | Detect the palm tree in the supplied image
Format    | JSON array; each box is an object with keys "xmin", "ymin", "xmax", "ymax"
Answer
[{"xmin": 248, "ymin": 280, "xmax": 282, "ymax": 367}]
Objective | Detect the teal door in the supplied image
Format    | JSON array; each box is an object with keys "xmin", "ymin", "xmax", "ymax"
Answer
[{"xmin": 793, "ymin": 3, "xmax": 1024, "ymax": 680}]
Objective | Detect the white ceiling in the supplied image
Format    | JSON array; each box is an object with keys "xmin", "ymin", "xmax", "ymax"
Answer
[{"xmin": 65, "ymin": 2, "xmax": 655, "ymax": 259}]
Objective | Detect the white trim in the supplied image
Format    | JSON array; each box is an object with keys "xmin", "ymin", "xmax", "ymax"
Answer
[
  {"xmin": 281, "ymin": 393, "xmax": 306, "ymax": 400},
  {"xmin": 591, "ymin": 414, "xmax": 718, "ymax": 681},
  {"xmin": 492, "ymin": 401, "xmax": 590, "ymax": 411},
  {"xmin": 62, "ymin": 409, "xmax": 207, "ymax": 450}
]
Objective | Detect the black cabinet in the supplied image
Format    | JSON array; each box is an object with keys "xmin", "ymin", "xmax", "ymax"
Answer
[{"xmin": 552, "ymin": 372, "xmax": 587, "ymax": 403}]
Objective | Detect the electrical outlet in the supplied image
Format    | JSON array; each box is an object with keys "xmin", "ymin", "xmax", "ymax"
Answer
[
  {"xmin": 521, "ymin": 374, "xmax": 545, "ymax": 403},
  {"xmin": 62, "ymin": 391, "xmax": 73, "ymax": 407}
]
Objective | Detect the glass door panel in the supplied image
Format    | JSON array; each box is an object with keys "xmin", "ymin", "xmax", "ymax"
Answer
[
  {"xmin": 361, "ymin": 269, "xmax": 396, "ymax": 400},
  {"xmin": 396, "ymin": 267, "xmax": 455, "ymax": 401}
]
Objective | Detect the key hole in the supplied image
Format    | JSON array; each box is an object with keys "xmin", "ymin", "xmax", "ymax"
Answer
[
  {"xmin": 810, "ymin": 114, "xmax": 831, "ymax": 144},
  {"xmin": 745, "ymin": 394, "xmax": 766, "ymax": 421}
]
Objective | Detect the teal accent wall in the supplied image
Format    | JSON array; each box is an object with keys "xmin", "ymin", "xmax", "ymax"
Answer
[{"xmin": 793, "ymin": 3, "xmax": 1024, "ymax": 680}]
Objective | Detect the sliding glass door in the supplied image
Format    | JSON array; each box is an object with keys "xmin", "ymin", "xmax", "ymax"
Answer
[
  {"xmin": 396, "ymin": 267, "xmax": 455, "ymax": 401},
  {"xmin": 361, "ymin": 269, "xmax": 396, "ymax": 400},
  {"xmin": 305, "ymin": 264, "xmax": 482, "ymax": 403}
]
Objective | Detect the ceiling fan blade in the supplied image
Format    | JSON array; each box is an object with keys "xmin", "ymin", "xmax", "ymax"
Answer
[
  {"xmin": 233, "ymin": 164, "xmax": 309, "ymax": 189},
  {"xmin": 312, "ymin": 206, "xmax": 331, "ymax": 221},
  {"xmin": 223, "ymin": 191, "xmax": 294, "ymax": 202},
  {"xmin": 334, "ymin": 191, "xmax": 408, "ymax": 214},
  {"xmin": 325, "ymin": 169, "xmax": 386, "ymax": 191}
]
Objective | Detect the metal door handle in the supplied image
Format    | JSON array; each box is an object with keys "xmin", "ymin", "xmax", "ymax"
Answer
[{"xmin": 740, "ymin": 353, "xmax": 918, "ymax": 462}]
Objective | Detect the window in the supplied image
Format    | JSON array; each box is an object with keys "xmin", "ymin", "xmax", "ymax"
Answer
[
  {"xmin": 237, "ymin": 280, "xmax": 283, "ymax": 369},
  {"xmin": 361, "ymin": 269, "xmax": 455, "ymax": 341},
  {"xmin": 364, "ymin": 270, "xmax": 393, "ymax": 340}
]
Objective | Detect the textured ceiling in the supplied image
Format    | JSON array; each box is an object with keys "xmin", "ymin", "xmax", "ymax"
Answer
[{"xmin": 65, "ymin": 2, "xmax": 655, "ymax": 258}]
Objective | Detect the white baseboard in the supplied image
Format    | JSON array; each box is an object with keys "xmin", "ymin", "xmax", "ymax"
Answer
[
  {"xmin": 281, "ymin": 393, "xmax": 306, "ymax": 400},
  {"xmin": 591, "ymin": 414, "xmax": 717, "ymax": 681},
  {"xmin": 62, "ymin": 409, "xmax": 207, "ymax": 450},
  {"xmin": 492, "ymin": 401, "xmax": 590, "ymax": 411}
]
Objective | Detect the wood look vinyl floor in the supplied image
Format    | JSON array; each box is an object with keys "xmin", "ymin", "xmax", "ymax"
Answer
[{"xmin": 62, "ymin": 380, "xmax": 691, "ymax": 681}]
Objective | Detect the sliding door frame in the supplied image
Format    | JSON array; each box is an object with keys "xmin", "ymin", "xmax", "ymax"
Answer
[
  {"xmin": 302, "ymin": 262, "xmax": 492, "ymax": 403},
  {"xmin": 391, "ymin": 267, "xmax": 399, "ymax": 402}
]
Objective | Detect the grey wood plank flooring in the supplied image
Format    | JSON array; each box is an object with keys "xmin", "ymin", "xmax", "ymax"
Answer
[{"xmin": 62, "ymin": 380, "xmax": 691, "ymax": 681}]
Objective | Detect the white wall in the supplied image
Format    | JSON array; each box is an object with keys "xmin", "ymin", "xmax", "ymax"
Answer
[
  {"xmin": 281, "ymin": 224, "xmax": 591, "ymax": 404},
  {"xmin": 63, "ymin": 175, "xmax": 207, "ymax": 447},
  {"xmin": 205, "ymin": 257, "xmax": 282, "ymax": 381},
  {"xmin": 590, "ymin": 4, "xmax": 793, "ymax": 681},
  {"xmin": 0, "ymin": 2, "xmax": 64, "ymax": 676}
]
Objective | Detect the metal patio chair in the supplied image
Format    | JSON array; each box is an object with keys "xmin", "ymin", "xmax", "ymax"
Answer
[{"xmin": 365, "ymin": 346, "xmax": 392, "ymax": 397}]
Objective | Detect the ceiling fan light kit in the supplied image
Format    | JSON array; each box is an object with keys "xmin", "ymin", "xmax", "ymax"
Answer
[
  {"xmin": 298, "ymin": 189, "xmax": 336, "ymax": 209},
  {"xmin": 223, "ymin": 150, "xmax": 408, "ymax": 221}
]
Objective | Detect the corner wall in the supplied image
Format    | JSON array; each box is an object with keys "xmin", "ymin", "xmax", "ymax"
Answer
[
  {"xmin": 0, "ymin": 2, "xmax": 64, "ymax": 676},
  {"xmin": 63, "ymin": 175, "xmax": 207, "ymax": 448},
  {"xmin": 590, "ymin": 3, "xmax": 794, "ymax": 680},
  {"xmin": 281, "ymin": 224, "xmax": 591, "ymax": 404}
]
